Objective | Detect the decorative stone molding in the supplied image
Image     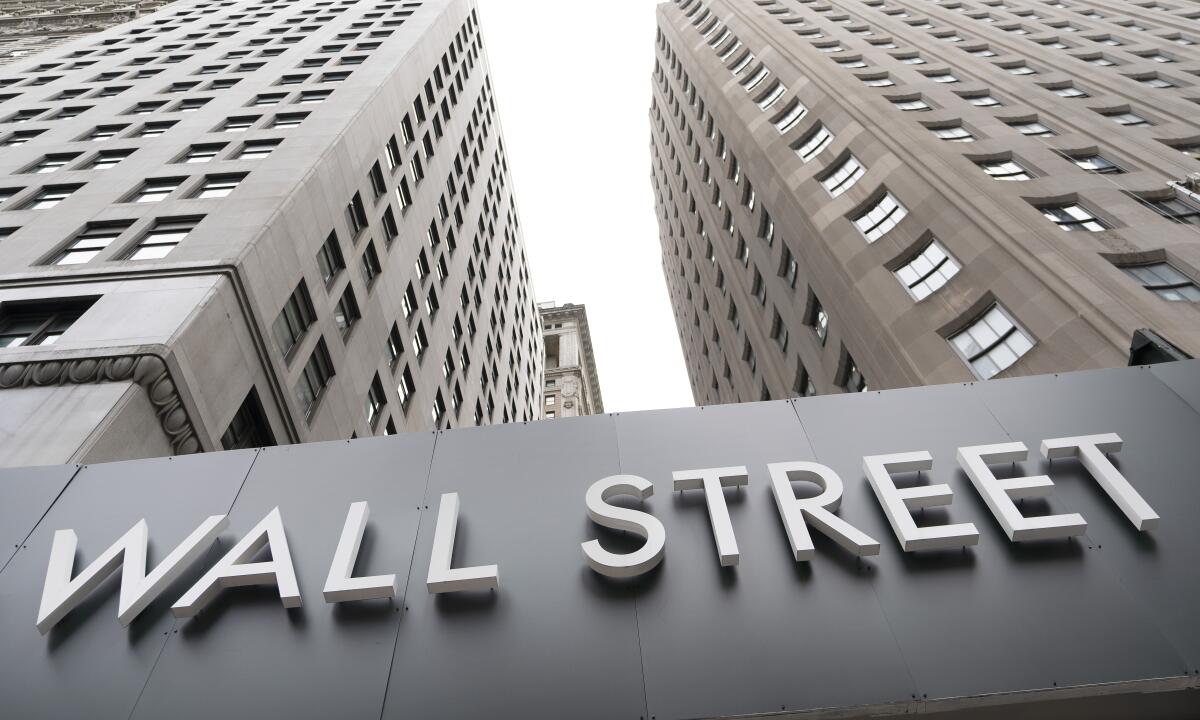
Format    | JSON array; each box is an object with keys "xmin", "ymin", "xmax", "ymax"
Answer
[{"xmin": 0, "ymin": 354, "xmax": 201, "ymax": 455}]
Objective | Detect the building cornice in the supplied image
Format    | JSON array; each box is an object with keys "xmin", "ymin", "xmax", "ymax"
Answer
[{"xmin": 0, "ymin": 350, "xmax": 201, "ymax": 456}]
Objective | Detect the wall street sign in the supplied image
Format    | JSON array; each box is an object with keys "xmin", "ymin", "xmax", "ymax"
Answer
[{"xmin": 2, "ymin": 362, "xmax": 1199, "ymax": 720}]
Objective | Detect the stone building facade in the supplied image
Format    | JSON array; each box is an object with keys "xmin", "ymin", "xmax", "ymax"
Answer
[
  {"xmin": 539, "ymin": 302, "xmax": 603, "ymax": 419},
  {"xmin": 651, "ymin": 0, "xmax": 1200, "ymax": 406},
  {"xmin": 0, "ymin": 0, "xmax": 544, "ymax": 467},
  {"xmin": 0, "ymin": 2, "xmax": 177, "ymax": 66}
]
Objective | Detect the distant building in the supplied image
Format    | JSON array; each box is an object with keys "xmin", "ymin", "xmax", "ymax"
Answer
[
  {"xmin": 652, "ymin": 0, "xmax": 1199, "ymax": 407},
  {"xmin": 539, "ymin": 302, "xmax": 603, "ymax": 419},
  {"xmin": 0, "ymin": 1, "xmax": 176, "ymax": 65}
]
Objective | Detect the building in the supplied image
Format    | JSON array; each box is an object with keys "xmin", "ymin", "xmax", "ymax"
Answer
[
  {"xmin": 0, "ymin": 0, "xmax": 544, "ymax": 468},
  {"xmin": 0, "ymin": 1, "xmax": 177, "ymax": 66},
  {"xmin": 538, "ymin": 301, "xmax": 603, "ymax": 418},
  {"xmin": 651, "ymin": 0, "xmax": 1200, "ymax": 407}
]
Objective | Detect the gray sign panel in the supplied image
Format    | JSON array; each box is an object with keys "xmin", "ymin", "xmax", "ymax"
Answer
[{"xmin": 1, "ymin": 363, "xmax": 1199, "ymax": 720}]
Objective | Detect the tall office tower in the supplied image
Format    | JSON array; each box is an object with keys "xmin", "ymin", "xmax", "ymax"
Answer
[
  {"xmin": 0, "ymin": 1, "xmax": 177, "ymax": 66},
  {"xmin": 651, "ymin": 0, "xmax": 1200, "ymax": 406},
  {"xmin": 538, "ymin": 301, "xmax": 603, "ymax": 419},
  {"xmin": 0, "ymin": 0, "xmax": 544, "ymax": 468}
]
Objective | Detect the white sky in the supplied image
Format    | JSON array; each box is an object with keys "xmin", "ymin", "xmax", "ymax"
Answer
[{"xmin": 476, "ymin": 0, "xmax": 695, "ymax": 413}]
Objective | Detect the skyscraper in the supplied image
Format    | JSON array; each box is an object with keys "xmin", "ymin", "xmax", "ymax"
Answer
[
  {"xmin": 651, "ymin": 0, "xmax": 1200, "ymax": 406},
  {"xmin": 0, "ymin": 2, "xmax": 179, "ymax": 67},
  {"xmin": 0, "ymin": 0, "xmax": 544, "ymax": 467},
  {"xmin": 538, "ymin": 301, "xmax": 603, "ymax": 419}
]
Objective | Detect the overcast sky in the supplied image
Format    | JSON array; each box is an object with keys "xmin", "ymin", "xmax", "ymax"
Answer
[{"xmin": 475, "ymin": 0, "xmax": 695, "ymax": 413}]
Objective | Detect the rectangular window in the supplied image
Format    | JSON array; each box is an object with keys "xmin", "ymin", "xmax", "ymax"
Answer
[
  {"xmin": 979, "ymin": 159, "xmax": 1032, "ymax": 181},
  {"xmin": 360, "ymin": 241, "xmax": 382, "ymax": 287},
  {"xmin": 345, "ymin": 192, "xmax": 368, "ymax": 236},
  {"xmin": 22, "ymin": 185, "xmax": 83, "ymax": 210},
  {"xmin": 368, "ymin": 162, "xmax": 386, "ymax": 198},
  {"xmin": 1040, "ymin": 203, "xmax": 1108, "ymax": 231},
  {"xmin": 220, "ymin": 389, "xmax": 275, "ymax": 450},
  {"xmin": 128, "ymin": 177, "xmax": 184, "ymax": 203},
  {"xmin": 24, "ymin": 154, "xmax": 79, "ymax": 174},
  {"xmin": 1121, "ymin": 262, "xmax": 1200, "ymax": 301},
  {"xmin": 772, "ymin": 99, "xmax": 806, "ymax": 133},
  {"xmin": 192, "ymin": 173, "xmax": 246, "ymax": 199},
  {"xmin": 1009, "ymin": 120, "xmax": 1055, "ymax": 136},
  {"xmin": 853, "ymin": 193, "xmax": 908, "ymax": 242},
  {"xmin": 237, "ymin": 139, "xmax": 281, "ymax": 159},
  {"xmin": 386, "ymin": 323, "xmax": 403, "ymax": 367},
  {"xmin": 365, "ymin": 374, "xmax": 386, "ymax": 427},
  {"xmin": 1069, "ymin": 154, "xmax": 1122, "ymax": 174},
  {"xmin": 1106, "ymin": 111, "xmax": 1152, "ymax": 127},
  {"xmin": 178, "ymin": 144, "xmax": 224, "ymax": 164},
  {"xmin": 950, "ymin": 305, "xmax": 1035, "ymax": 379},
  {"xmin": 1143, "ymin": 196, "xmax": 1200, "ymax": 225},
  {"xmin": 895, "ymin": 239, "xmax": 960, "ymax": 300},
  {"xmin": 271, "ymin": 113, "xmax": 306, "ymax": 129},
  {"xmin": 842, "ymin": 356, "xmax": 868, "ymax": 392},
  {"xmin": 126, "ymin": 217, "xmax": 201, "ymax": 260},
  {"xmin": 334, "ymin": 286, "xmax": 360, "ymax": 334},
  {"xmin": 794, "ymin": 125, "xmax": 833, "ymax": 162},
  {"xmin": 221, "ymin": 116, "xmax": 257, "ymax": 132},
  {"xmin": 271, "ymin": 281, "xmax": 316, "ymax": 359},
  {"xmin": 316, "ymin": 231, "xmax": 345, "ymax": 286},
  {"xmin": 932, "ymin": 124, "xmax": 975, "ymax": 142},
  {"xmin": 53, "ymin": 222, "xmax": 132, "ymax": 265},
  {"xmin": 397, "ymin": 366, "xmax": 415, "ymax": 407},
  {"xmin": 809, "ymin": 298, "xmax": 829, "ymax": 344},
  {"xmin": 820, "ymin": 155, "xmax": 865, "ymax": 197},
  {"xmin": 0, "ymin": 298, "xmax": 95, "ymax": 348},
  {"xmin": 412, "ymin": 322, "xmax": 429, "ymax": 356},
  {"xmin": 381, "ymin": 206, "xmax": 399, "ymax": 244},
  {"xmin": 293, "ymin": 337, "xmax": 334, "ymax": 418}
]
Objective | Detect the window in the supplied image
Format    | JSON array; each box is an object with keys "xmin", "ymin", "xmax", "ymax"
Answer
[
  {"xmin": 950, "ymin": 305, "xmax": 1035, "ymax": 379},
  {"xmin": 192, "ymin": 173, "xmax": 245, "ymax": 199},
  {"xmin": 809, "ymin": 298, "xmax": 828, "ymax": 344},
  {"xmin": 126, "ymin": 217, "xmax": 201, "ymax": 259},
  {"xmin": 895, "ymin": 239, "xmax": 960, "ymax": 300},
  {"xmin": 770, "ymin": 100, "xmax": 808, "ymax": 136},
  {"xmin": 842, "ymin": 357, "xmax": 868, "ymax": 392},
  {"xmin": 237, "ymin": 139, "xmax": 281, "ymax": 159},
  {"xmin": 137, "ymin": 121, "xmax": 174, "ymax": 137},
  {"xmin": 965, "ymin": 93, "xmax": 1001, "ymax": 107},
  {"xmin": 251, "ymin": 93, "xmax": 285, "ymax": 107},
  {"xmin": 979, "ymin": 159, "xmax": 1032, "ymax": 181},
  {"xmin": 925, "ymin": 72, "xmax": 959, "ymax": 83},
  {"xmin": 220, "ymin": 388, "xmax": 276, "ymax": 450},
  {"xmin": 346, "ymin": 192, "xmax": 368, "ymax": 236},
  {"xmin": 1106, "ymin": 111, "xmax": 1152, "ymax": 127},
  {"xmin": 2, "ymin": 130, "xmax": 44, "ymax": 146},
  {"xmin": 1009, "ymin": 120, "xmax": 1055, "ymax": 137},
  {"xmin": 53, "ymin": 222, "xmax": 132, "ymax": 265},
  {"xmin": 128, "ymin": 177, "xmax": 183, "ymax": 203},
  {"xmin": 271, "ymin": 281, "xmax": 316, "ymax": 358},
  {"xmin": 368, "ymin": 162, "xmax": 386, "ymax": 198},
  {"xmin": 1121, "ymin": 262, "xmax": 1200, "ymax": 301},
  {"xmin": 412, "ymin": 322, "xmax": 429, "ymax": 356},
  {"xmin": 795, "ymin": 124, "xmax": 833, "ymax": 161},
  {"xmin": 820, "ymin": 155, "xmax": 865, "ymax": 197},
  {"xmin": 365, "ymin": 375, "xmax": 386, "ymax": 427},
  {"xmin": 293, "ymin": 338, "xmax": 334, "ymax": 418},
  {"xmin": 853, "ymin": 192, "xmax": 908, "ymax": 242},
  {"xmin": 25, "ymin": 154, "xmax": 79, "ymax": 174},
  {"xmin": 1005, "ymin": 64, "xmax": 1036, "ymax": 75},
  {"xmin": 317, "ymin": 232, "xmax": 345, "ymax": 286},
  {"xmin": 334, "ymin": 286, "xmax": 360, "ymax": 334},
  {"xmin": 1143, "ymin": 196, "xmax": 1200, "ymax": 225},
  {"xmin": 361, "ymin": 241, "xmax": 382, "ymax": 286},
  {"xmin": 431, "ymin": 390, "xmax": 446, "ymax": 424},
  {"xmin": 298, "ymin": 90, "xmax": 331, "ymax": 104},
  {"xmin": 271, "ymin": 113, "xmax": 306, "ymax": 129},
  {"xmin": 178, "ymin": 144, "xmax": 224, "ymax": 164},
  {"xmin": 397, "ymin": 366, "xmax": 415, "ymax": 407},
  {"xmin": 0, "ymin": 299, "xmax": 95, "ymax": 348},
  {"xmin": 22, "ymin": 185, "xmax": 82, "ymax": 210},
  {"xmin": 221, "ymin": 116, "xmax": 257, "ymax": 132},
  {"xmin": 932, "ymin": 124, "xmax": 975, "ymax": 142},
  {"xmin": 1069, "ymin": 153, "xmax": 1122, "ymax": 174},
  {"xmin": 862, "ymin": 75, "xmax": 895, "ymax": 87},
  {"xmin": 1053, "ymin": 84, "xmax": 1088, "ymax": 98},
  {"xmin": 893, "ymin": 97, "xmax": 931, "ymax": 111},
  {"xmin": 1040, "ymin": 203, "xmax": 1108, "ymax": 231}
]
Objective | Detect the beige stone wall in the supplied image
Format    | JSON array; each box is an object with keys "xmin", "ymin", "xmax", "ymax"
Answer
[{"xmin": 652, "ymin": 0, "xmax": 1200, "ymax": 406}]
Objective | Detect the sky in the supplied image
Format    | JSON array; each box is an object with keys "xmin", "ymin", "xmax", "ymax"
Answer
[{"xmin": 476, "ymin": 0, "xmax": 695, "ymax": 413}]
